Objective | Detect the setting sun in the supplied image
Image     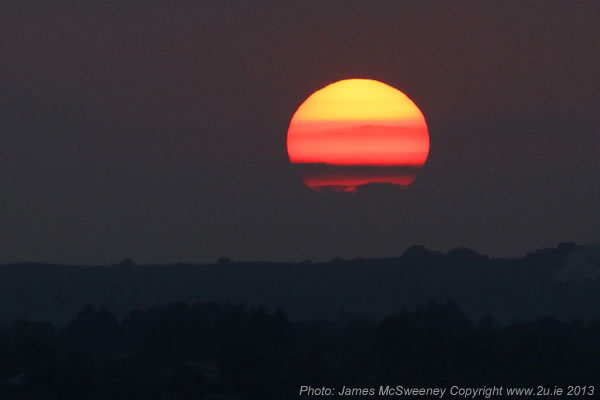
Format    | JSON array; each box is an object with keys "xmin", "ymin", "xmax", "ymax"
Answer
[{"xmin": 287, "ymin": 79, "xmax": 430, "ymax": 191}]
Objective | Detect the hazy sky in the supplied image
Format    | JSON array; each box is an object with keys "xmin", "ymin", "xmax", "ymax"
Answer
[{"xmin": 1, "ymin": 1, "xmax": 599, "ymax": 264}]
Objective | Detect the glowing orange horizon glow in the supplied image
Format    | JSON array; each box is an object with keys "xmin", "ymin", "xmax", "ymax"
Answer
[{"xmin": 287, "ymin": 79, "xmax": 430, "ymax": 192}]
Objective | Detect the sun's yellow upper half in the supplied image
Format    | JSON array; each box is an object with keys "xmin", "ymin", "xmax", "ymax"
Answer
[{"xmin": 292, "ymin": 79, "xmax": 425, "ymax": 122}]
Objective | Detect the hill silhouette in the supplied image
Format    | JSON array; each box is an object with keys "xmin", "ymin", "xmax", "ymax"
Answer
[{"xmin": 1, "ymin": 243, "xmax": 599, "ymax": 326}]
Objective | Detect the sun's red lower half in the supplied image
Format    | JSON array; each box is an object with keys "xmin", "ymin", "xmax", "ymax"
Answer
[{"xmin": 299, "ymin": 165, "xmax": 418, "ymax": 193}]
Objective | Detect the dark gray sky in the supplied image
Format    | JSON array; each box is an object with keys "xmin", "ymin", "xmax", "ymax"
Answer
[{"xmin": 1, "ymin": 1, "xmax": 599, "ymax": 264}]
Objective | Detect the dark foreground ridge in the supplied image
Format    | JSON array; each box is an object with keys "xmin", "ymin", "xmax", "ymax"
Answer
[
  {"xmin": 1, "ymin": 301, "xmax": 599, "ymax": 399},
  {"xmin": 1, "ymin": 242, "xmax": 599, "ymax": 326}
]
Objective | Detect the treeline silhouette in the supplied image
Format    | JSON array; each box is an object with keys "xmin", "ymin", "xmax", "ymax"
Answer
[{"xmin": 1, "ymin": 301, "xmax": 599, "ymax": 399}]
